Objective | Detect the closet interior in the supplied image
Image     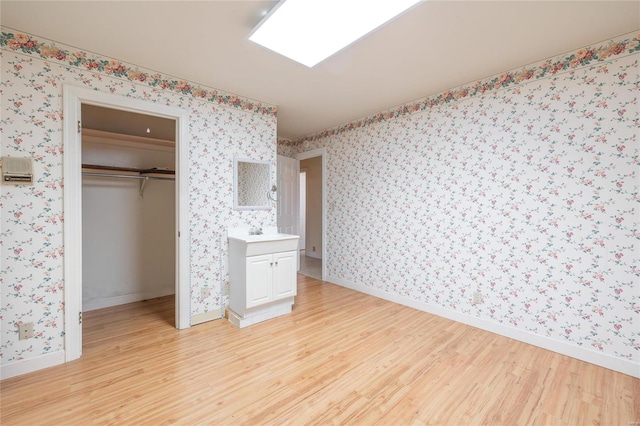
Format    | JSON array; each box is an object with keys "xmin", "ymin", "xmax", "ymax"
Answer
[{"xmin": 81, "ymin": 104, "xmax": 177, "ymax": 314}]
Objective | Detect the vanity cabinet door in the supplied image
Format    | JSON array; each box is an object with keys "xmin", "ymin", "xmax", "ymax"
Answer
[
  {"xmin": 246, "ymin": 254, "xmax": 272, "ymax": 308},
  {"xmin": 273, "ymin": 251, "xmax": 297, "ymax": 299}
]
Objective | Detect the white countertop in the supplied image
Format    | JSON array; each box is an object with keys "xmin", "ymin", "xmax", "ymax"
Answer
[{"xmin": 228, "ymin": 233, "xmax": 299, "ymax": 243}]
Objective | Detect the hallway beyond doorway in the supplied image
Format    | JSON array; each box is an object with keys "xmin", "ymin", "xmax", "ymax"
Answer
[{"xmin": 299, "ymin": 251, "xmax": 321, "ymax": 280}]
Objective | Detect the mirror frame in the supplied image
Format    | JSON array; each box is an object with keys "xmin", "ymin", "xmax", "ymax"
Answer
[{"xmin": 233, "ymin": 157, "xmax": 272, "ymax": 210}]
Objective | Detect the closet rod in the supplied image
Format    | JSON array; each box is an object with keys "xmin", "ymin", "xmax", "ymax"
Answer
[{"xmin": 81, "ymin": 172, "xmax": 175, "ymax": 181}]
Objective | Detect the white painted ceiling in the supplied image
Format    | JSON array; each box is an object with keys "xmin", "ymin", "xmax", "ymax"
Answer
[{"xmin": 2, "ymin": 1, "xmax": 639, "ymax": 140}]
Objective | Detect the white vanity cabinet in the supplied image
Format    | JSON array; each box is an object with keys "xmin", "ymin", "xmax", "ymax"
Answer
[
  {"xmin": 228, "ymin": 233, "xmax": 299, "ymax": 328},
  {"xmin": 245, "ymin": 251, "xmax": 297, "ymax": 308}
]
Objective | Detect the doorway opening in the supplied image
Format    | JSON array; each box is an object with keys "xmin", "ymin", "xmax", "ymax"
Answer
[
  {"xmin": 81, "ymin": 104, "xmax": 176, "ymax": 323},
  {"xmin": 295, "ymin": 148, "xmax": 326, "ymax": 281},
  {"xmin": 63, "ymin": 85, "xmax": 190, "ymax": 363},
  {"xmin": 299, "ymin": 170, "xmax": 307, "ymax": 250}
]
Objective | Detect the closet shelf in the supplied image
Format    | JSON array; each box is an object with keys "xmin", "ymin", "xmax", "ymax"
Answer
[
  {"xmin": 82, "ymin": 164, "xmax": 175, "ymax": 198},
  {"xmin": 82, "ymin": 164, "xmax": 175, "ymax": 175}
]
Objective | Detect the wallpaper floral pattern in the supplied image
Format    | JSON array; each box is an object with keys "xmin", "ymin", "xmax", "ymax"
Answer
[
  {"xmin": 290, "ymin": 33, "xmax": 640, "ymax": 145},
  {"xmin": 1, "ymin": 29, "xmax": 276, "ymax": 366},
  {"xmin": 285, "ymin": 32, "xmax": 639, "ymax": 369}
]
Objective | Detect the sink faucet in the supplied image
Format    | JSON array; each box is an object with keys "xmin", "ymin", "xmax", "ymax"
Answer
[{"xmin": 249, "ymin": 227, "xmax": 263, "ymax": 235}]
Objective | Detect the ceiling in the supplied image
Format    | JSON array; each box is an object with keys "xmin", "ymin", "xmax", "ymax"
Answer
[{"xmin": 2, "ymin": 1, "xmax": 639, "ymax": 141}]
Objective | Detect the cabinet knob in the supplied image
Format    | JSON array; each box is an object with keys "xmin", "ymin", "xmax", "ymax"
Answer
[
  {"xmin": 275, "ymin": 261, "xmax": 278, "ymax": 266},
  {"xmin": 270, "ymin": 262, "xmax": 273, "ymax": 267}
]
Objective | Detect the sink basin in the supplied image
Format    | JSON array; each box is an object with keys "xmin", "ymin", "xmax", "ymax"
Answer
[{"xmin": 228, "ymin": 233, "xmax": 299, "ymax": 256}]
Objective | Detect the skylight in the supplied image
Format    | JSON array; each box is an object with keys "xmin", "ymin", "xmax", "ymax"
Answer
[{"xmin": 249, "ymin": 0, "xmax": 422, "ymax": 68}]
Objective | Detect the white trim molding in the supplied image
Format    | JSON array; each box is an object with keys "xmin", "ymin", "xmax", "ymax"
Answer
[
  {"xmin": 83, "ymin": 289, "xmax": 176, "ymax": 312},
  {"xmin": 191, "ymin": 309, "xmax": 224, "ymax": 326},
  {"xmin": 0, "ymin": 351, "xmax": 66, "ymax": 380}
]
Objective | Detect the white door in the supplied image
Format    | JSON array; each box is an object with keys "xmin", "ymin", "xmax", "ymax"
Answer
[{"xmin": 277, "ymin": 155, "xmax": 299, "ymax": 238}]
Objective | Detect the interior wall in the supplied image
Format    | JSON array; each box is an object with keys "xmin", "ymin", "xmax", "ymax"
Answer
[
  {"xmin": 0, "ymin": 29, "xmax": 276, "ymax": 374},
  {"xmin": 284, "ymin": 32, "xmax": 639, "ymax": 375},
  {"xmin": 82, "ymin": 138, "xmax": 176, "ymax": 311},
  {"xmin": 300, "ymin": 157, "xmax": 322, "ymax": 259}
]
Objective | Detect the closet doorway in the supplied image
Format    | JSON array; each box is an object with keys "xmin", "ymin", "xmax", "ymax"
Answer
[
  {"xmin": 63, "ymin": 86, "xmax": 189, "ymax": 363},
  {"xmin": 81, "ymin": 105, "xmax": 176, "ymax": 315}
]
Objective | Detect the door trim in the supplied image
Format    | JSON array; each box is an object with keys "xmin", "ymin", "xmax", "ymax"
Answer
[
  {"xmin": 63, "ymin": 85, "xmax": 190, "ymax": 362},
  {"xmin": 294, "ymin": 148, "xmax": 327, "ymax": 281}
]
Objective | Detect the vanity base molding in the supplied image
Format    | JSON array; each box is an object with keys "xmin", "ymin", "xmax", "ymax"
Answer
[{"xmin": 227, "ymin": 297, "xmax": 294, "ymax": 328}]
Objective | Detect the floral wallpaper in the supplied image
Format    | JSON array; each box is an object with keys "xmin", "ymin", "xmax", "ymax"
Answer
[
  {"xmin": 284, "ymin": 32, "xmax": 639, "ymax": 370},
  {"xmin": 1, "ymin": 28, "xmax": 276, "ymax": 366},
  {"xmin": 277, "ymin": 138, "xmax": 296, "ymax": 158},
  {"xmin": 1, "ymin": 32, "xmax": 277, "ymax": 117},
  {"xmin": 293, "ymin": 33, "xmax": 640, "ymax": 145}
]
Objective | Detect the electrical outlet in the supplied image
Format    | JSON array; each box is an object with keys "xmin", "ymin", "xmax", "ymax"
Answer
[
  {"xmin": 223, "ymin": 283, "xmax": 229, "ymax": 296},
  {"xmin": 201, "ymin": 288, "xmax": 211, "ymax": 299},
  {"xmin": 18, "ymin": 322, "xmax": 34, "ymax": 340},
  {"xmin": 472, "ymin": 292, "xmax": 482, "ymax": 305}
]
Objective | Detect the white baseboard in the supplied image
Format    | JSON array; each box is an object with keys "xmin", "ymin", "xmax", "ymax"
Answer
[
  {"xmin": 1, "ymin": 350, "xmax": 65, "ymax": 380},
  {"xmin": 191, "ymin": 309, "xmax": 223, "ymax": 325},
  {"xmin": 306, "ymin": 252, "xmax": 322, "ymax": 260},
  {"xmin": 83, "ymin": 288, "xmax": 175, "ymax": 312},
  {"xmin": 326, "ymin": 275, "xmax": 640, "ymax": 379}
]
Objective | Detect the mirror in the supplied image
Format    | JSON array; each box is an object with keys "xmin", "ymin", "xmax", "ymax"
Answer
[{"xmin": 233, "ymin": 158, "xmax": 272, "ymax": 210}]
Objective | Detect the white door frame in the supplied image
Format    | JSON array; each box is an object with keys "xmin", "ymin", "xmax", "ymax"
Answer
[
  {"xmin": 294, "ymin": 148, "xmax": 326, "ymax": 281},
  {"xmin": 63, "ymin": 85, "xmax": 190, "ymax": 362}
]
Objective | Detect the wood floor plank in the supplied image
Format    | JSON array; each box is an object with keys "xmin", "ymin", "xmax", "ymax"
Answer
[{"xmin": 1, "ymin": 275, "xmax": 638, "ymax": 425}]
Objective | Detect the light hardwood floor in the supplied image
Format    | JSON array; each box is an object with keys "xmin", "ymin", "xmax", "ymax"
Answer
[{"xmin": 1, "ymin": 275, "xmax": 638, "ymax": 425}]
